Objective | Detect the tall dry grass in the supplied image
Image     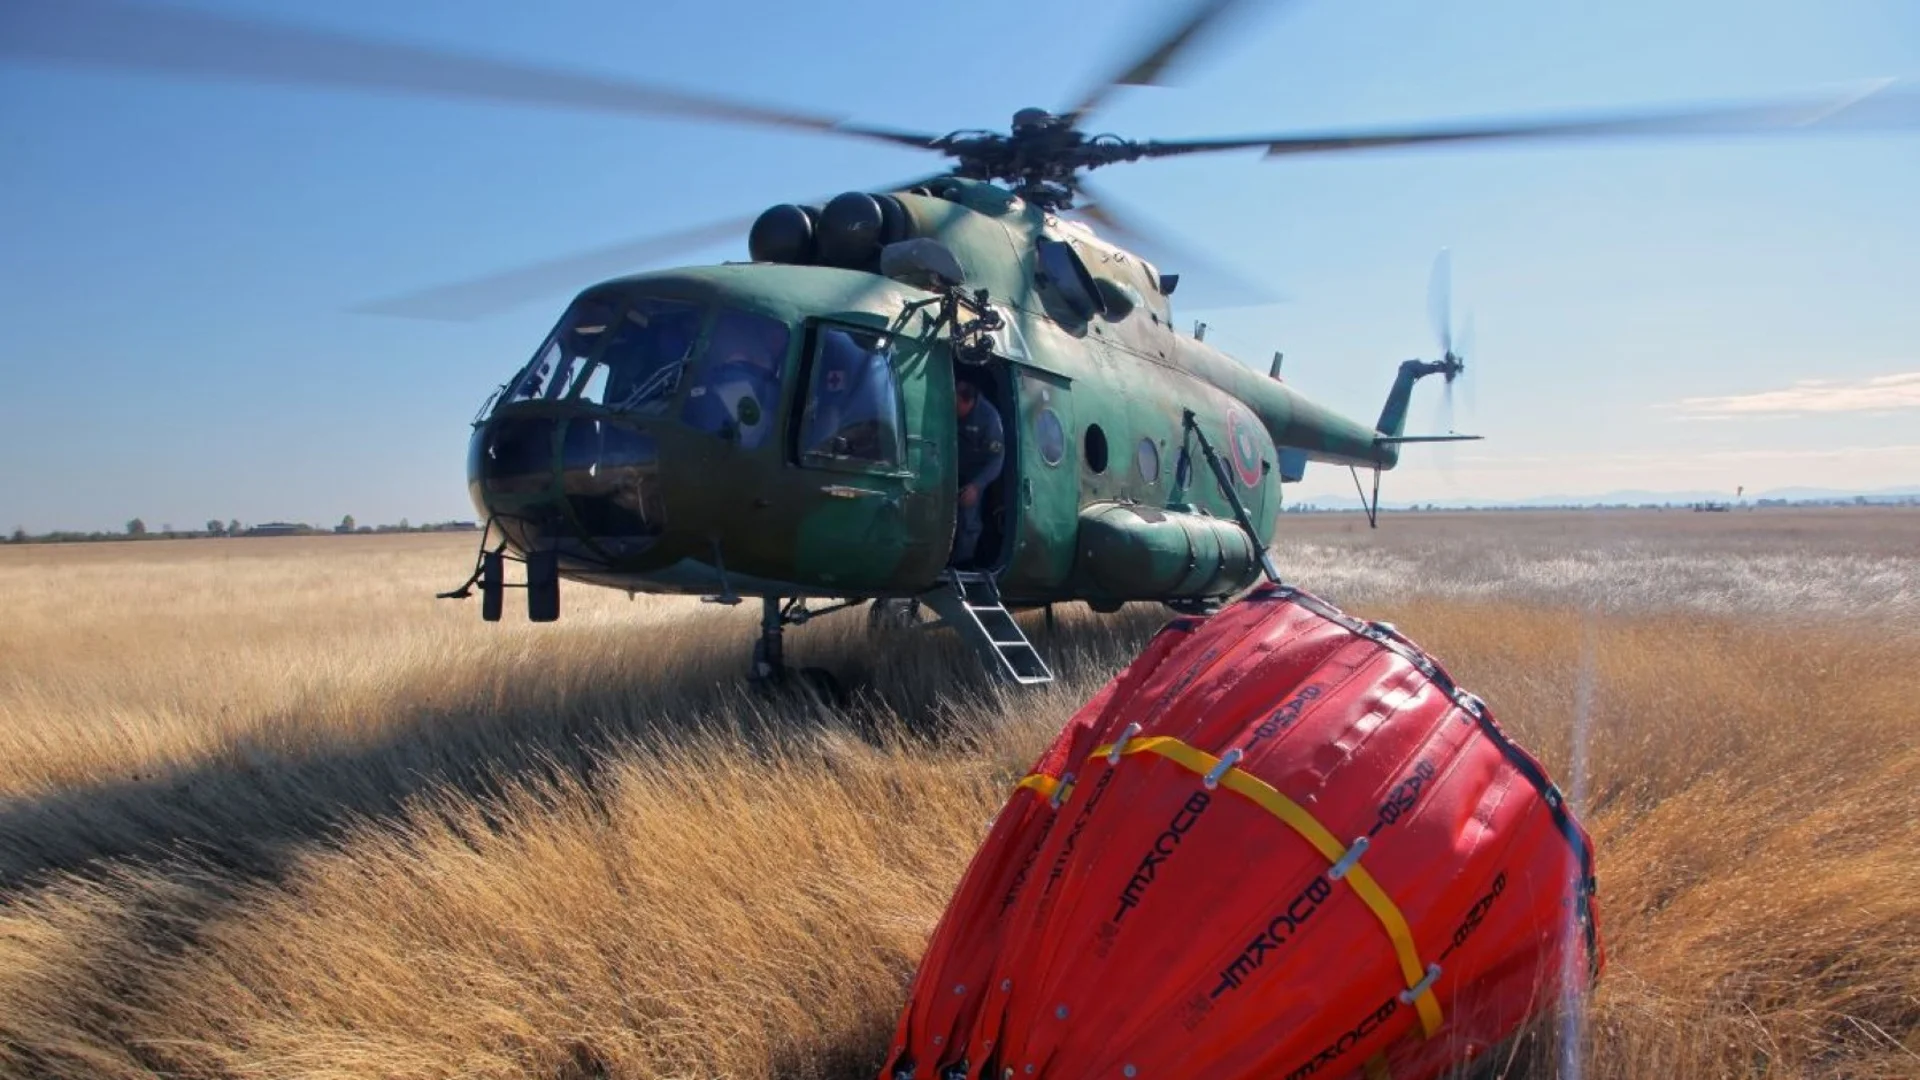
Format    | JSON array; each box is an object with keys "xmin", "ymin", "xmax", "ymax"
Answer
[{"xmin": 2, "ymin": 512, "xmax": 1917, "ymax": 1079}]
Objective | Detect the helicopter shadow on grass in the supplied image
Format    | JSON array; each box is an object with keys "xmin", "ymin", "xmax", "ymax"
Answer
[
  {"xmin": 0, "ymin": 600, "xmax": 1169, "ymax": 899},
  {"xmin": 0, "ymin": 600, "xmax": 1171, "ymax": 1077}
]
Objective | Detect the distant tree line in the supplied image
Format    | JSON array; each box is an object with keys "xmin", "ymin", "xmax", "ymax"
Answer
[
  {"xmin": 6, "ymin": 516, "xmax": 480, "ymax": 544},
  {"xmin": 1282, "ymin": 495, "xmax": 1920, "ymax": 514}
]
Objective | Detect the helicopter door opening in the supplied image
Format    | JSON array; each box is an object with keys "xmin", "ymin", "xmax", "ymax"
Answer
[{"xmin": 954, "ymin": 365, "xmax": 1014, "ymax": 572}]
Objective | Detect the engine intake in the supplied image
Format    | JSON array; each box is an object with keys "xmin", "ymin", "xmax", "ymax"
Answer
[{"xmin": 750, "ymin": 191, "xmax": 915, "ymax": 269}]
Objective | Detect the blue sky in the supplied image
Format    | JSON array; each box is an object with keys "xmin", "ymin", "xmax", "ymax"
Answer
[{"xmin": 2, "ymin": 0, "xmax": 1917, "ymax": 532}]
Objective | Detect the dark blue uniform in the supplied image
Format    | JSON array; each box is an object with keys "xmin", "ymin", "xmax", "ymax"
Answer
[{"xmin": 952, "ymin": 395, "xmax": 1004, "ymax": 566}]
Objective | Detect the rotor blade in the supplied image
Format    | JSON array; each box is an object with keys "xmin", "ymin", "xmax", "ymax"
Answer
[
  {"xmin": 356, "ymin": 174, "xmax": 953, "ymax": 321},
  {"xmin": 1459, "ymin": 310, "xmax": 1478, "ymax": 423},
  {"xmin": 1060, "ymin": 0, "xmax": 1275, "ymax": 123},
  {"xmin": 2, "ymin": 0, "xmax": 943, "ymax": 150},
  {"xmin": 352, "ymin": 217, "xmax": 757, "ymax": 322},
  {"xmin": 1431, "ymin": 388, "xmax": 1458, "ymax": 483},
  {"xmin": 1072, "ymin": 181, "xmax": 1286, "ymax": 310},
  {"xmin": 1133, "ymin": 78, "xmax": 1920, "ymax": 159},
  {"xmin": 1428, "ymin": 249, "xmax": 1453, "ymax": 356}
]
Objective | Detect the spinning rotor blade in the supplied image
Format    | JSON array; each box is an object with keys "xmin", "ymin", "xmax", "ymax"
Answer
[
  {"xmin": 1458, "ymin": 310, "xmax": 1478, "ymax": 422},
  {"xmin": 1060, "ymin": 0, "xmax": 1277, "ymax": 123},
  {"xmin": 1134, "ymin": 79, "xmax": 1920, "ymax": 159},
  {"xmin": 1074, "ymin": 182, "xmax": 1286, "ymax": 309},
  {"xmin": 357, "ymin": 174, "xmax": 954, "ymax": 321},
  {"xmin": 3, "ymin": 0, "xmax": 942, "ymax": 151},
  {"xmin": 1428, "ymin": 248, "xmax": 1453, "ymax": 357},
  {"xmin": 352, "ymin": 216, "xmax": 759, "ymax": 322}
]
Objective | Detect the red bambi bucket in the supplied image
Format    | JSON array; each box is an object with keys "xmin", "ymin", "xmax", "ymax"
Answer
[{"xmin": 880, "ymin": 584, "xmax": 1602, "ymax": 1080}]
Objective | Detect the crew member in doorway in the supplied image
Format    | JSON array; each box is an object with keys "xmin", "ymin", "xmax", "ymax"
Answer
[{"xmin": 952, "ymin": 380, "xmax": 1005, "ymax": 568}]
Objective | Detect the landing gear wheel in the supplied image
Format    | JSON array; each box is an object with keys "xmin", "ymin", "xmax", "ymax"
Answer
[
  {"xmin": 867, "ymin": 597, "xmax": 925, "ymax": 634},
  {"xmin": 746, "ymin": 597, "xmax": 852, "ymax": 708}
]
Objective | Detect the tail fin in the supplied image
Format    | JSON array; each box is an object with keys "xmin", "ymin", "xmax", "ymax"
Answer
[{"xmin": 1375, "ymin": 358, "xmax": 1451, "ymax": 437}]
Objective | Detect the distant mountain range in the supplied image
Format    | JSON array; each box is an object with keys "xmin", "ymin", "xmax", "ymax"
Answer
[{"xmin": 1284, "ymin": 484, "xmax": 1920, "ymax": 511}]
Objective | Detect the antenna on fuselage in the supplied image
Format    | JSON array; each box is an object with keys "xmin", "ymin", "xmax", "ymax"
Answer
[
  {"xmin": 1193, "ymin": 321, "xmax": 1208, "ymax": 341},
  {"xmin": 1269, "ymin": 351, "xmax": 1284, "ymax": 379}
]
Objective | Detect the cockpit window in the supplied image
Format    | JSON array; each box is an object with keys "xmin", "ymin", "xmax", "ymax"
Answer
[
  {"xmin": 501, "ymin": 298, "xmax": 617, "ymax": 406},
  {"xmin": 495, "ymin": 295, "xmax": 702, "ymax": 414},
  {"xmin": 594, "ymin": 297, "xmax": 703, "ymax": 412},
  {"xmin": 798, "ymin": 326, "xmax": 903, "ymax": 470},
  {"xmin": 681, "ymin": 309, "xmax": 790, "ymax": 450}
]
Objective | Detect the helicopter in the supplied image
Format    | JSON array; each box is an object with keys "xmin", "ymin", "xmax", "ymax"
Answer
[{"xmin": 11, "ymin": 0, "xmax": 1915, "ymax": 692}]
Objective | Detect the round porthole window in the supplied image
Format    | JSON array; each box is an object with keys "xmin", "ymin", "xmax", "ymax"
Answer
[
  {"xmin": 1137, "ymin": 438, "xmax": 1160, "ymax": 483},
  {"xmin": 1084, "ymin": 423, "xmax": 1109, "ymax": 474},
  {"xmin": 1035, "ymin": 408, "xmax": 1065, "ymax": 466}
]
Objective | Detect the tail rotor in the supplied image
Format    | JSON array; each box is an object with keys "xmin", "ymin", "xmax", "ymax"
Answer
[
  {"xmin": 1425, "ymin": 250, "xmax": 1476, "ymax": 481},
  {"xmin": 1427, "ymin": 248, "xmax": 1470, "ymax": 425}
]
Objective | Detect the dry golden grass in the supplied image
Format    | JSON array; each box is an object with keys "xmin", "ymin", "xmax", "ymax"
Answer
[{"xmin": 2, "ymin": 512, "xmax": 1917, "ymax": 1079}]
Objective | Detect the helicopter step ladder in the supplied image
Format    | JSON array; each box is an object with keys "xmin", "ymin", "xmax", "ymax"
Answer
[{"xmin": 921, "ymin": 570, "xmax": 1054, "ymax": 686}]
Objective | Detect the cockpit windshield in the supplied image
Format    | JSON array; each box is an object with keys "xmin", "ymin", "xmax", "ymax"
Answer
[
  {"xmin": 593, "ymin": 297, "xmax": 704, "ymax": 411},
  {"xmin": 500, "ymin": 297, "xmax": 618, "ymax": 406},
  {"xmin": 497, "ymin": 295, "xmax": 703, "ymax": 414}
]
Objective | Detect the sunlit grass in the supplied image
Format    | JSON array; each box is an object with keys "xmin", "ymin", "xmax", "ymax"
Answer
[{"xmin": 2, "ymin": 512, "xmax": 1916, "ymax": 1079}]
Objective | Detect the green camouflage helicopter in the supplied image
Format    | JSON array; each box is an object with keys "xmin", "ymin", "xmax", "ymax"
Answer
[{"xmin": 15, "ymin": 0, "xmax": 1914, "ymax": 690}]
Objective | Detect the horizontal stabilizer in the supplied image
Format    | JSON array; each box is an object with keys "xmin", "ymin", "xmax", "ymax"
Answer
[{"xmin": 1375, "ymin": 434, "xmax": 1484, "ymax": 444}]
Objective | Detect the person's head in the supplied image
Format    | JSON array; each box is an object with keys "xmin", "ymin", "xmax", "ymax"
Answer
[{"xmin": 956, "ymin": 380, "xmax": 977, "ymax": 417}]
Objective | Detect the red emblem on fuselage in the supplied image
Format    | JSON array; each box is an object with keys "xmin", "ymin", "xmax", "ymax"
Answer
[{"xmin": 1226, "ymin": 408, "xmax": 1264, "ymax": 487}]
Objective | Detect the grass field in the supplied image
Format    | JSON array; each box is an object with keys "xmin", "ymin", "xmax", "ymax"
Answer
[{"xmin": 2, "ymin": 509, "xmax": 1916, "ymax": 1079}]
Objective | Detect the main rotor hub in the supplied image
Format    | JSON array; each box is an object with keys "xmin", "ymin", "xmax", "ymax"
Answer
[
  {"xmin": 1011, "ymin": 107, "xmax": 1067, "ymax": 134},
  {"xmin": 934, "ymin": 108, "xmax": 1127, "ymax": 211}
]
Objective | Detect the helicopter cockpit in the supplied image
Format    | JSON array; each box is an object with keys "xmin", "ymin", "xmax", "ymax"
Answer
[
  {"xmin": 490, "ymin": 293, "xmax": 807, "ymax": 446},
  {"xmin": 498, "ymin": 295, "xmax": 708, "ymax": 416},
  {"xmin": 471, "ymin": 283, "xmax": 934, "ymax": 586}
]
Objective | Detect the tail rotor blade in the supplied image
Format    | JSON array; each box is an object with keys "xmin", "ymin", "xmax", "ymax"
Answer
[
  {"xmin": 1459, "ymin": 309, "xmax": 1478, "ymax": 426},
  {"xmin": 1428, "ymin": 248, "xmax": 1453, "ymax": 355},
  {"xmin": 1430, "ymin": 388, "xmax": 1458, "ymax": 486}
]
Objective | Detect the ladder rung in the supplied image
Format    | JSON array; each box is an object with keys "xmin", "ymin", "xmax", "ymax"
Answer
[{"xmin": 929, "ymin": 575, "xmax": 1053, "ymax": 686}]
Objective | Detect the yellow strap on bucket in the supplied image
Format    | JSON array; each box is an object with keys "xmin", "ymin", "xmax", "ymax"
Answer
[
  {"xmin": 1077, "ymin": 735, "xmax": 1445, "ymax": 1039},
  {"xmin": 1014, "ymin": 773, "xmax": 1061, "ymax": 801}
]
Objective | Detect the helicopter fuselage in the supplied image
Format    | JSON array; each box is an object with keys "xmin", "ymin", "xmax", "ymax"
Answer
[{"xmin": 466, "ymin": 178, "xmax": 1406, "ymax": 609}]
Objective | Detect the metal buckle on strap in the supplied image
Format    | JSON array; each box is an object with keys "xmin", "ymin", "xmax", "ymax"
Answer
[
  {"xmin": 1050, "ymin": 772, "xmax": 1076, "ymax": 809},
  {"xmin": 1109, "ymin": 723, "xmax": 1142, "ymax": 763},
  {"xmin": 1202, "ymin": 748, "xmax": 1243, "ymax": 789},
  {"xmin": 1399, "ymin": 963, "xmax": 1442, "ymax": 1004},
  {"xmin": 1328, "ymin": 836, "xmax": 1370, "ymax": 880}
]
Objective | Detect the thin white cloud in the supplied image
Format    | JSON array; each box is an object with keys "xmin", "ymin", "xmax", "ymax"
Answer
[
  {"xmin": 1668, "ymin": 371, "xmax": 1920, "ymax": 417},
  {"xmin": 1292, "ymin": 442, "xmax": 1920, "ymax": 503},
  {"xmin": 1452, "ymin": 444, "xmax": 1920, "ymax": 471}
]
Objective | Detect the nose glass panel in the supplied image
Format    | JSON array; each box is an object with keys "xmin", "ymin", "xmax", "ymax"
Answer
[
  {"xmin": 560, "ymin": 418, "xmax": 663, "ymax": 562},
  {"xmin": 477, "ymin": 416, "xmax": 556, "ymax": 497}
]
